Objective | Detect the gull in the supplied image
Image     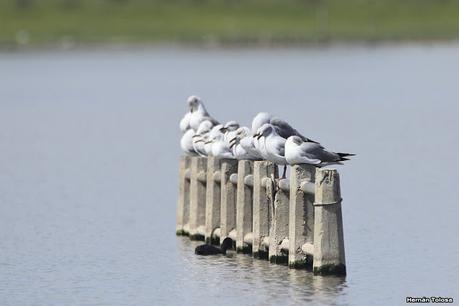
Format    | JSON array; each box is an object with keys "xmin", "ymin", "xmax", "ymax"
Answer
[
  {"xmin": 251, "ymin": 112, "xmax": 273, "ymax": 156},
  {"xmin": 188, "ymin": 95, "xmax": 219, "ymax": 131},
  {"xmin": 179, "ymin": 111, "xmax": 192, "ymax": 133},
  {"xmin": 192, "ymin": 120, "xmax": 215, "ymax": 157},
  {"xmin": 221, "ymin": 121, "xmax": 240, "ymax": 143},
  {"xmin": 211, "ymin": 132, "xmax": 234, "ymax": 159},
  {"xmin": 251, "ymin": 112, "xmax": 273, "ymax": 134},
  {"xmin": 221, "ymin": 121, "xmax": 241, "ymax": 155},
  {"xmin": 251, "ymin": 111, "xmax": 317, "ymax": 142},
  {"xmin": 252, "ymin": 112, "xmax": 316, "ymax": 161},
  {"xmin": 254, "ymin": 123, "xmax": 288, "ymax": 178},
  {"xmin": 180, "ymin": 129, "xmax": 197, "ymax": 156},
  {"xmin": 205, "ymin": 121, "xmax": 238, "ymax": 159},
  {"xmin": 204, "ymin": 124, "xmax": 223, "ymax": 156},
  {"xmin": 221, "ymin": 121, "xmax": 243, "ymax": 158},
  {"xmin": 270, "ymin": 117, "xmax": 318, "ymax": 143},
  {"xmin": 229, "ymin": 127, "xmax": 262, "ymax": 160},
  {"xmin": 285, "ymin": 136, "xmax": 354, "ymax": 167}
]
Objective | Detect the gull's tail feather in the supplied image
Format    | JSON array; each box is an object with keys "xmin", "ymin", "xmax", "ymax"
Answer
[
  {"xmin": 338, "ymin": 152, "xmax": 355, "ymax": 157},
  {"xmin": 337, "ymin": 152, "xmax": 355, "ymax": 162}
]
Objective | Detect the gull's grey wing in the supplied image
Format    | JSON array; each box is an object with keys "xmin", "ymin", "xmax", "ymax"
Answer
[
  {"xmin": 300, "ymin": 142, "xmax": 340, "ymax": 163},
  {"xmin": 270, "ymin": 117, "xmax": 298, "ymax": 138},
  {"xmin": 270, "ymin": 117, "xmax": 319, "ymax": 143}
]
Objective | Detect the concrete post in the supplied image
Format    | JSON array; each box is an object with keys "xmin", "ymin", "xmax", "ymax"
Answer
[
  {"xmin": 252, "ymin": 161, "xmax": 277, "ymax": 259},
  {"xmin": 205, "ymin": 156, "xmax": 222, "ymax": 244},
  {"xmin": 176, "ymin": 155, "xmax": 191, "ymax": 235},
  {"xmin": 236, "ymin": 160, "xmax": 253, "ymax": 253},
  {"xmin": 313, "ymin": 168, "xmax": 346, "ymax": 276},
  {"xmin": 220, "ymin": 159, "xmax": 238, "ymax": 246},
  {"xmin": 288, "ymin": 164, "xmax": 316, "ymax": 268},
  {"xmin": 189, "ymin": 156, "xmax": 207, "ymax": 241},
  {"xmin": 269, "ymin": 179, "xmax": 290, "ymax": 264}
]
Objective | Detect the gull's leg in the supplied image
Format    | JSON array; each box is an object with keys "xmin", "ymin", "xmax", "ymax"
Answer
[{"xmin": 282, "ymin": 165, "xmax": 287, "ymax": 179}]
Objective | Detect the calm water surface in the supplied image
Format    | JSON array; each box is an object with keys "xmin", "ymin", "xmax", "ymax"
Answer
[{"xmin": 0, "ymin": 45, "xmax": 458, "ymax": 305}]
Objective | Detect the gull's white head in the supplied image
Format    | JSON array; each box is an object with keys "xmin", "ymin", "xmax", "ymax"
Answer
[
  {"xmin": 251, "ymin": 112, "xmax": 272, "ymax": 134},
  {"xmin": 255, "ymin": 123, "xmax": 275, "ymax": 139},
  {"xmin": 228, "ymin": 127, "xmax": 248, "ymax": 149},
  {"xmin": 208, "ymin": 124, "xmax": 224, "ymax": 141},
  {"xmin": 187, "ymin": 95, "xmax": 203, "ymax": 112},
  {"xmin": 235, "ymin": 126, "xmax": 250, "ymax": 138},
  {"xmin": 287, "ymin": 135, "xmax": 303, "ymax": 146},
  {"xmin": 221, "ymin": 121, "xmax": 240, "ymax": 133}
]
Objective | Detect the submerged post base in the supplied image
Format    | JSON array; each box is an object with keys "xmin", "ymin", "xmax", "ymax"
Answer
[
  {"xmin": 313, "ymin": 264, "xmax": 346, "ymax": 276},
  {"xmin": 236, "ymin": 245, "xmax": 252, "ymax": 254},
  {"xmin": 189, "ymin": 234, "xmax": 205, "ymax": 241},
  {"xmin": 288, "ymin": 255, "xmax": 313, "ymax": 270},
  {"xmin": 176, "ymin": 229, "xmax": 189, "ymax": 236},
  {"xmin": 253, "ymin": 250, "xmax": 269, "ymax": 260},
  {"xmin": 269, "ymin": 255, "xmax": 288, "ymax": 265}
]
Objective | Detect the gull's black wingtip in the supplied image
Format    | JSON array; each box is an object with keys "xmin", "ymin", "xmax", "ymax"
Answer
[{"xmin": 338, "ymin": 152, "xmax": 356, "ymax": 157}]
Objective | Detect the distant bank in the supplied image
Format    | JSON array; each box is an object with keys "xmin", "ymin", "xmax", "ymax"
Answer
[{"xmin": 1, "ymin": 0, "xmax": 459, "ymax": 48}]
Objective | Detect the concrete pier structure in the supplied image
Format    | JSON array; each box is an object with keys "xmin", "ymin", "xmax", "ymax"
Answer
[
  {"xmin": 220, "ymin": 159, "xmax": 238, "ymax": 245},
  {"xmin": 269, "ymin": 178, "xmax": 290, "ymax": 264},
  {"xmin": 176, "ymin": 155, "xmax": 347, "ymax": 276},
  {"xmin": 189, "ymin": 157, "xmax": 207, "ymax": 240},
  {"xmin": 288, "ymin": 164, "xmax": 316, "ymax": 268},
  {"xmin": 236, "ymin": 160, "xmax": 254, "ymax": 253},
  {"xmin": 313, "ymin": 169, "xmax": 346, "ymax": 276},
  {"xmin": 205, "ymin": 156, "xmax": 222, "ymax": 244},
  {"xmin": 176, "ymin": 156, "xmax": 191, "ymax": 235},
  {"xmin": 252, "ymin": 161, "xmax": 276, "ymax": 259}
]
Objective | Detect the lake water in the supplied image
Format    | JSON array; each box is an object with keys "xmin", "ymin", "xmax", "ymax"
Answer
[{"xmin": 1, "ymin": 44, "xmax": 458, "ymax": 306}]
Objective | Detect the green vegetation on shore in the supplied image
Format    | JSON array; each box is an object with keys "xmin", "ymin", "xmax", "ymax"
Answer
[{"xmin": 1, "ymin": 0, "xmax": 459, "ymax": 47}]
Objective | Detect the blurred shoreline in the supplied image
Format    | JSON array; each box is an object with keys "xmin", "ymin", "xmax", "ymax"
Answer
[
  {"xmin": 2, "ymin": 39, "xmax": 459, "ymax": 54},
  {"xmin": 2, "ymin": 0, "xmax": 459, "ymax": 51}
]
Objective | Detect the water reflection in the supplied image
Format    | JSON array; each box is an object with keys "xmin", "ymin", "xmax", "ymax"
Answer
[{"xmin": 176, "ymin": 238, "xmax": 346, "ymax": 306}]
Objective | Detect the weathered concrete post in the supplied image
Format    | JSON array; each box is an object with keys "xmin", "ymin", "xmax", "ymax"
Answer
[
  {"xmin": 236, "ymin": 160, "xmax": 253, "ymax": 253},
  {"xmin": 288, "ymin": 164, "xmax": 316, "ymax": 268},
  {"xmin": 176, "ymin": 155, "xmax": 191, "ymax": 235},
  {"xmin": 252, "ymin": 161, "xmax": 277, "ymax": 259},
  {"xmin": 189, "ymin": 156, "xmax": 207, "ymax": 241},
  {"xmin": 220, "ymin": 159, "xmax": 238, "ymax": 245},
  {"xmin": 269, "ymin": 178, "xmax": 290, "ymax": 264},
  {"xmin": 205, "ymin": 156, "xmax": 222, "ymax": 244},
  {"xmin": 313, "ymin": 168, "xmax": 346, "ymax": 276}
]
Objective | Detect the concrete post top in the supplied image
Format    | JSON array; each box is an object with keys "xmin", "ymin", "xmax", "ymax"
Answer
[
  {"xmin": 316, "ymin": 168, "xmax": 338, "ymax": 179},
  {"xmin": 292, "ymin": 164, "xmax": 316, "ymax": 181},
  {"xmin": 193, "ymin": 156, "xmax": 208, "ymax": 168},
  {"xmin": 254, "ymin": 160, "xmax": 275, "ymax": 166},
  {"xmin": 314, "ymin": 168, "xmax": 341, "ymax": 206}
]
